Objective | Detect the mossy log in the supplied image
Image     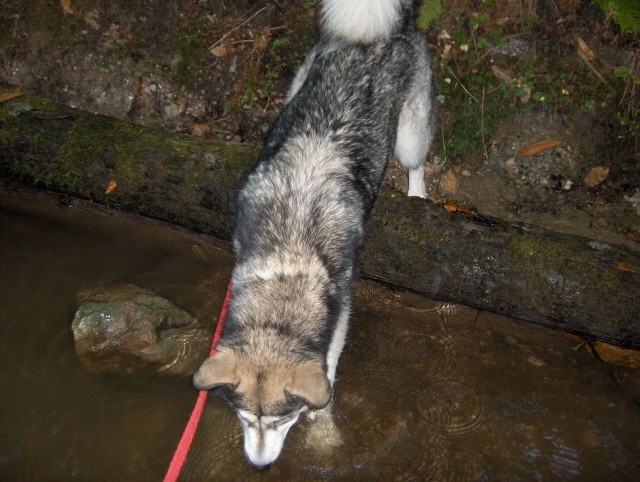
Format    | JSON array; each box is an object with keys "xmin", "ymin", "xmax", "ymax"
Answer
[{"xmin": 1, "ymin": 94, "xmax": 639, "ymax": 348}]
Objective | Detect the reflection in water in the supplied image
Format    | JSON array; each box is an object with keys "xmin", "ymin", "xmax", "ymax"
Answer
[{"xmin": 1, "ymin": 189, "xmax": 639, "ymax": 481}]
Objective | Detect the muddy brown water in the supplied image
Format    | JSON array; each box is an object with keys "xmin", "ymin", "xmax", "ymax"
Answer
[{"xmin": 1, "ymin": 188, "xmax": 639, "ymax": 481}]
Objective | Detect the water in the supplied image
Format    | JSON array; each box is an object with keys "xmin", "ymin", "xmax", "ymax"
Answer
[{"xmin": 1, "ymin": 187, "xmax": 639, "ymax": 481}]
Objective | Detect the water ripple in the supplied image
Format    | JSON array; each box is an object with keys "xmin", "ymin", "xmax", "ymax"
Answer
[
  {"xmin": 182, "ymin": 401, "xmax": 244, "ymax": 480},
  {"xmin": 155, "ymin": 328, "xmax": 210, "ymax": 376},
  {"xmin": 416, "ymin": 378, "xmax": 490, "ymax": 437}
]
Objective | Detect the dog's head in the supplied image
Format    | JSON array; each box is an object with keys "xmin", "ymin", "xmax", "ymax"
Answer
[{"xmin": 193, "ymin": 347, "xmax": 331, "ymax": 469}]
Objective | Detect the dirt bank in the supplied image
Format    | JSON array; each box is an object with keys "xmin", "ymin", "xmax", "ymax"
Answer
[{"xmin": 1, "ymin": 0, "xmax": 638, "ymax": 252}]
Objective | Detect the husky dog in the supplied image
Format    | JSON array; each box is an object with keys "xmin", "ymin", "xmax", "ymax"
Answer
[{"xmin": 193, "ymin": 0, "xmax": 434, "ymax": 469}]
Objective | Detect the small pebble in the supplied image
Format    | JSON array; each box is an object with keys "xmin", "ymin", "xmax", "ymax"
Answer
[{"xmin": 527, "ymin": 356, "xmax": 545, "ymax": 367}]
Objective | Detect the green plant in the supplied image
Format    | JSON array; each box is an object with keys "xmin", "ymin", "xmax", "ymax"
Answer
[
  {"xmin": 594, "ymin": 0, "xmax": 640, "ymax": 33},
  {"xmin": 175, "ymin": 36, "xmax": 202, "ymax": 86},
  {"xmin": 417, "ymin": 0, "xmax": 442, "ymax": 30}
]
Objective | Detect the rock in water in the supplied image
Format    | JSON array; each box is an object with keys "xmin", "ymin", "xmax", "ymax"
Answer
[{"xmin": 71, "ymin": 283, "xmax": 209, "ymax": 374}]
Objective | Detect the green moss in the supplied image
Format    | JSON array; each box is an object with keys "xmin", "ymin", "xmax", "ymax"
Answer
[
  {"xmin": 175, "ymin": 35, "xmax": 203, "ymax": 86},
  {"xmin": 417, "ymin": 0, "xmax": 443, "ymax": 30},
  {"xmin": 2, "ymin": 94, "xmax": 67, "ymax": 114},
  {"xmin": 505, "ymin": 231, "xmax": 637, "ymax": 327}
]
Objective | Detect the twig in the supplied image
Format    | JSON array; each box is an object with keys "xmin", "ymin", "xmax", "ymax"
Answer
[
  {"xmin": 480, "ymin": 87, "xmax": 489, "ymax": 162},
  {"xmin": 209, "ymin": 6, "xmax": 268, "ymax": 51},
  {"xmin": 446, "ymin": 66, "xmax": 479, "ymax": 103},
  {"xmin": 230, "ymin": 26, "xmax": 287, "ymax": 45},
  {"xmin": 210, "ymin": 115, "xmax": 232, "ymax": 124},
  {"xmin": 440, "ymin": 125, "xmax": 447, "ymax": 165},
  {"xmin": 571, "ymin": 340, "xmax": 587, "ymax": 352}
]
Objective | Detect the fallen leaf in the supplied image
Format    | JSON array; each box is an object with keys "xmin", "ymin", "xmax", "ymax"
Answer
[
  {"xmin": 583, "ymin": 166, "xmax": 609, "ymax": 188},
  {"xmin": 625, "ymin": 231, "xmax": 638, "ymax": 242},
  {"xmin": 121, "ymin": 28, "xmax": 134, "ymax": 40},
  {"xmin": 617, "ymin": 261, "xmax": 634, "ymax": 272},
  {"xmin": 576, "ymin": 37, "xmax": 607, "ymax": 84},
  {"xmin": 105, "ymin": 180, "xmax": 118, "ymax": 195},
  {"xmin": 515, "ymin": 140, "xmax": 562, "ymax": 158},
  {"xmin": 254, "ymin": 28, "xmax": 272, "ymax": 54},
  {"xmin": 491, "ymin": 65, "xmax": 513, "ymax": 84},
  {"xmin": 0, "ymin": 89, "xmax": 24, "ymax": 104},
  {"xmin": 210, "ymin": 44, "xmax": 236, "ymax": 57},
  {"xmin": 576, "ymin": 37, "xmax": 595, "ymax": 62},
  {"xmin": 562, "ymin": 332, "xmax": 584, "ymax": 345},
  {"xmin": 593, "ymin": 341, "xmax": 640, "ymax": 368},
  {"xmin": 190, "ymin": 123, "xmax": 213, "ymax": 139},
  {"xmin": 60, "ymin": 0, "xmax": 74, "ymax": 15},
  {"xmin": 443, "ymin": 202, "xmax": 471, "ymax": 214}
]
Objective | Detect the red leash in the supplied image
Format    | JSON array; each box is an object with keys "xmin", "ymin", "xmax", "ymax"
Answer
[{"xmin": 163, "ymin": 278, "xmax": 233, "ymax": 482}]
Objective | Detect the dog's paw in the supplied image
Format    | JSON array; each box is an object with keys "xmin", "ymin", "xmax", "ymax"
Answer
[
  {"xmin": 408, "ymin": 168, "xmax": 427, "ymax": 199},
  {"xmin": 407, "ymin": 185, "xmax": 427, "ymax": 199},
  {"xmin": 305, "ymin": 404, "xmax": 343, "ymax": 451}
]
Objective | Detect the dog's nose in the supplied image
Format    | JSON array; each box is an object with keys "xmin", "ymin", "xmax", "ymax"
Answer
[{"xmin": 251, "ymin": 462, "xmax": 272, "ymax": 471}]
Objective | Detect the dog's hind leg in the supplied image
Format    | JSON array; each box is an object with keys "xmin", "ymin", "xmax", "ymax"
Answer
[
  {"xmin": 394, "ymin": 64, "xmax": 435, "ymax": 199},
  {"xmin": 284, "ymin": 46, "xmax": 320, "ymax": 104}
]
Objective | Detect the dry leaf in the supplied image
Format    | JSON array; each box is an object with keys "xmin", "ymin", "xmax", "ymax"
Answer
[
  {"xmin": 515, "ymin": 140, "xmax": 562, "ymax": 158},
  {"xmin": 576, "ymin": 37, "xmax": 595, "ymax": 62},
  {"xmin": 190, "ymin": 123, "xmax": 213, "ymax": 139},
  {"xmin": 0, "ymin": 89, "xmax": 23, "ymax": 104},
  {"xmin": 625, "ymin": 231, "xmax": 638, "ymax": 242},
  {"xmin": 121, "ymin": 28, "xmax": 134, "ymax": 40},
  {"xmin": 254, "ymin": 28, "xmax": 272, "ymax": 54},
  {"xmin": 491, "ymin": 65, "xmax": 513, "ymax": 84},
  {"xmin": 593, "ymin": 341, "xmax": 640, "ymax": 368},
  {"xmin": 60, "ymin": 0, "xmax": 74, "ymax": 15},
  {"xmin": 443, "ymin": 203, "xmax": 471, "ymax": 214},
  {"xmin": 105, "ymin": 180, "xmax": 118, "ymax": 195},
  {"xmin": 210, "ymin": 44, "xmax": 236, "ymax": 57},
  {"xmin": 617, "ymin": 261, "xmax": 634, "ymax": 272},
  {"xmin": 583, "ymin": 166, "xmax": 609, "ymax": 188},
  {"xmin": 576, "ymin": 37, "xmax": 606, "ymax": 84},
  {"xmin": 562, "ymin": 332, "xmax": 584, "ymax": 345}
]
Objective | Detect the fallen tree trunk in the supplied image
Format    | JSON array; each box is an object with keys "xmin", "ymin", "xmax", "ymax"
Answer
[{"xmin": 1, "ymin": 94, "xmax": 639, "ymax": 348}]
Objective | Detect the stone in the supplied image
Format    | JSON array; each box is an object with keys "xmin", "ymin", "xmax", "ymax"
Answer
[
  {"xmin": 439, "ymin": 169, "xmax": 459, "ymax": 193},
  {"xmin": 71, "ymin": 283, "xmax": 209, "ymax": 374}
]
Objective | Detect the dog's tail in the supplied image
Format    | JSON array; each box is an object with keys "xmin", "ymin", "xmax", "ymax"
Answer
[{"xmin": 320, "ymin": 0, "xmax": 414, "ymax": 43}]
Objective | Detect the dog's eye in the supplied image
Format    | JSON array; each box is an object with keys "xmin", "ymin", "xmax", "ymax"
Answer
[
  {"xmin": 284, "ymin": 393, "xmax": 307, "ymax": 411},
  {"xmin": 264, "ymin": 413, "xmax": 298, "ymax": 430},
  {"xmin": 238, "ymin": 413, "xmax": 258, "ymax": 427}
]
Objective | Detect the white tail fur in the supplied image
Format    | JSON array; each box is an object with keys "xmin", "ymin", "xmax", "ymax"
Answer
[{"xmin": 320, "ymin": 0, "xmax": 409, "ymax": 43}]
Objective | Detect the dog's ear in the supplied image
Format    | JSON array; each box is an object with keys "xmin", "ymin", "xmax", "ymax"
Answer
[
  {"xmin": 286, "ymin": 360, "xmax": 331, "ymax": 409},
  {"xmin": 193, "ymin": 348, "xmax": 239, "ymax": 390}
]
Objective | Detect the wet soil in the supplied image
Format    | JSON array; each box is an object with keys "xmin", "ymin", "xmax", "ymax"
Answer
[
  {"xmin": 1, "ymin": 186, "xmax": 639, "ymax": 480},
  {"xmin": 1, "ymin": 0, "xmax": 638, "ymax": 253}
]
